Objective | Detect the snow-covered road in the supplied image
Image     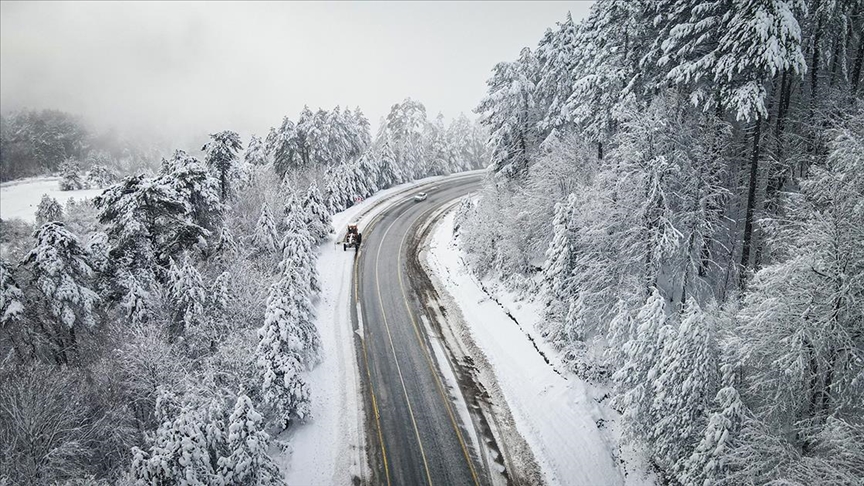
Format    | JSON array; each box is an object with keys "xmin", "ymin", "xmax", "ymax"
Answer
[{"xmin": 278, "ymin": 172, "xmax": 483, "ymax": 485}]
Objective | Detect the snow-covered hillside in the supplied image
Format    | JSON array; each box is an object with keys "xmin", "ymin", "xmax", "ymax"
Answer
[{"xmin": 0, "ymin": 177, "xmax": 104, "ymax": 222}]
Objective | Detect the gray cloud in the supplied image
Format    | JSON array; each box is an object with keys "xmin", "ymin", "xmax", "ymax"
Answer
[{"xmin": 1, "ymin": 1, "xmax": 593, "ymax": 149}]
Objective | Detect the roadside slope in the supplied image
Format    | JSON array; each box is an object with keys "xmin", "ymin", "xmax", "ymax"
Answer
[{"xmin": 422, "ymin": 209, "xmax": 657, "ymax": 486}]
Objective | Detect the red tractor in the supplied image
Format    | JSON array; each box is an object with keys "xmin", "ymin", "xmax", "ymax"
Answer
[{"xmin": 344, "ymin": 224, "xmax": 362, "ymax": 252}]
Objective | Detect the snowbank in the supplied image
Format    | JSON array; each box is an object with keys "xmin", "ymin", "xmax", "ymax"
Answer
[
  {"xmin": 0, "ymin": 177, "xmax": 105, "ymax": 222},
  {"xmin": 424, "ymin": 209, "xmax": 656, "ymax": 486}
]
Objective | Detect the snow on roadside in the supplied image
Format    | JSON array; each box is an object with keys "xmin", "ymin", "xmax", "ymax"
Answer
[
  {"xmin": 278, "ymin": 172, "xmax": 481, "ymax": 485},
  {"xmin": 0, "ymin": 177, "xmax": 105, "ymax": 222},
  {"xmin": 424, "ymin": 209, "xmax": 656, "ymax": 486}
]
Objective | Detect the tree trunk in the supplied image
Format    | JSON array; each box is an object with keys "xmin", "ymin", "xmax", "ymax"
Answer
[
  {"xmin": 851, "ymin": 32, "xmax": 864, "ymax": 96},
  {"xmin": 739, "ymin": 117, "xmax": 762, "ymax": 287},
  {"xmin": 810, "ymin": 0, "xmax": 823, "ymax": 104},
  {"xmin": 765, "ymin": 70, "xmax": 793, "ymax": 218}
]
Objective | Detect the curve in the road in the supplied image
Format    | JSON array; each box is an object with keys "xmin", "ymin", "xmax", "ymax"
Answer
[{"xmin": 353, "ymin": 176, "xmax": 484, "ymax": 486}]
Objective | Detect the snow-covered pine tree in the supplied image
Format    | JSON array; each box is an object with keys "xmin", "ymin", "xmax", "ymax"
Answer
[
  {"xmin": 266, "ymin": 117, "xmax": 298, "ymax": 179},
  {"xmin": 357, "ymin": 153, "xmax": 380, "ymax": 195},
  {"xmin": 86, "ymin": 164, "xmax": 117, "ymax": 189},
  {"xmin": 281, "ymin": 197, "xmax": 319, "ymax": 293},
  {"xmin": 119, "ymin": 269, "xmax": 151, "ymax": 327},
  {"xmin": 167, "ymin": 257, "xmax": 208, "ymax": 339},
  {"xmin": 95, "ymin": 174, "xmax": 193, "ymax": 272},
  {"xmin": 209, "ymin": 271, "xmax": 232, "ymax": 315},
  {"xmin": 612, "ymin": 287, "xmax": 669, "ymax": 440},
  {"xmin": 0, "ymin": 260, "xmax": 25, "ymax": 359},
  {"xmin": 376, "ymin": 136, "xmax": 402, "ymax": 190},
  {"xmin": 217, "ymin": 394, "xmax": 282, "ymax": 485},
  {"xmin": 301, "ymin": 182, "xmax": 333, "ymax": 243},
  {"xmin": 252, "ymin": 203, "xmax": 279, "ymax": 255},
  {"xmin": 712, "ymin": 0, "xmax": 807, "ymax": 122},
  {"xmin": 163, "ymin": 150, "xmax": 224, "ymax": 243},
  {"xmin": 535, "ymin": 11, "xmax": 581, "ymax": 133},
  {"xmin": 475, "ymin": 47, "xmax": 542, "ymax": 178},
  {"xmin": 649, "ymin": 300, "xmax": 720, "ymax": 475},
  {"xmin": 541, "ymin": 193, "xmax": 579, "ymax": 311},
  {"xmin": 256, "ymin": 280, "xmax": 314, "ymax": 426},
  {"xmin": 680, "ymin": 362, "xmax": 745, "ymax": 485},
  {"xmin": 214, "ymin": 226, "xmax": 239, "ymax": 262},
  {"xmin": 0, "ymin": 260, "xmax": 24, "ymax": 326},
  {"xmin": 59, "ymin": 158, "xmax": 86, "ymax": 190},
  {"xmin": 565, "ymin": 0, "xmax": 652, "ymax": 158},
  {"xmin": 203, "ymin": 131, "xmax": 244, "ymax": 201},
  {"xmin": 244, "ymin": 134, "xmax": 270, "ymax": 166},
  {"xmin": 22, "ymin": 222, "xmax": 99, "ymax": 363},
  {"xmin": 35, "ymin": 194, "xmax": 64, "ymax": 225},
  {"xmin": 130, "ymin": 390, "xmax": 224, "ymax": 485}
]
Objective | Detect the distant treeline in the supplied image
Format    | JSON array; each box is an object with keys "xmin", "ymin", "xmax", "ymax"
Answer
[{"xmin": 0, "ymin": 109, "xmax": 161, "ymax": 181}]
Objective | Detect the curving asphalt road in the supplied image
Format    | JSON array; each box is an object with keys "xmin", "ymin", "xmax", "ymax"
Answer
[{"xmin": 352, "ymin": 175, "xmax": 486, "ymax": 486}]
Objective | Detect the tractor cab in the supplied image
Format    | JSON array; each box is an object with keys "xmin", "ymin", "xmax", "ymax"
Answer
[{"xmin": 344, "ymin": 224, "xmax": 362, "ymax": 251}]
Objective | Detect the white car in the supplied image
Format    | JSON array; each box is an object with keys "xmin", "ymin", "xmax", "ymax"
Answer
[{"xmin": 414, "ymin": 192, "xmax": 428, "ymax": 202}]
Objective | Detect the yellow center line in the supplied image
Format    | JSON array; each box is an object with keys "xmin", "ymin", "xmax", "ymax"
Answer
[
  {"xmin": 396, "ymin": 197, "xmax": 482, "ymax": 486},
  {"xmin": 354, "ymin": 253, "xmax": 392, "ymax": 486},
  {"xmin": 374, "ymin": 214, "xmax": 435, "ymax": 486}
]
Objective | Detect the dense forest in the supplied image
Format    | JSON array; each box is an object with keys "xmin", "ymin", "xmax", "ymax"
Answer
[
  {"xmin": 0, "ymin": 109, "xmax": 163, "ymax": 182},
  {"xmin": 461, "ymin": 0, "xmax": 863, "ymax": 484},
  {"xmin": 0, "ymin": 99, "xmax": 487, "ymax": 484}
]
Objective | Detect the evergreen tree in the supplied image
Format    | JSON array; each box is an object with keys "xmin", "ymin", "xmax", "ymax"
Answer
[
  {"xmin": 475, "ymin": 48, "xmax": 542, "ymax": 178},
  {"xmin": 680, "ymin": 363, "xmax": 745, "ymax": 485},
  {"xmin": 130, "ymin": 390, "xmax": 224, "ymax": 485},
  {"xmin": 301, "ymin": 182, "xmax": 332, "ymax": 243},
  {"xmin": 612, "ymin": 287, "xmax": 669, "ymax": 440},
  {"xmin": 281, "ymin": 197, "xmax": 319, "ymax": 293},
  {"xmin": 217, "ymin": 394, "xmax": 282, "ymax": 485},
  {"xmin": 256, "ymin": 281, "xmax": 314, "ymax": 426},
  {"xmin": 252, "ymin": 203, "xmax": 279, "ymax": 254},
  {"xmin": 214, "ymin": 226, "xmax": 239, "ymax": 262},
  {"xmin": 168, "ymin": 257, "xmax": 207, "ymax": 338},
  {"xmin": 119, "ymin": 270, "xmax": 151, "ymax": 327},
  {"xmin": 164, "ymin": 150, "xmax": 224, "ymax": 239},
  {"xmin": 650, "ymin": 301, "xmax": 720, "ymax": 474},
  {"xmin": 94, "ymin": 174, "xmax": 192, "ymax": 272},
  {"xmin": 266, "ymin": 117, "xmax": 298, "ymax": 178},
  {"xmin": 244, "ymin": 135, "xmax": 270, "ymax": 166},
  {"xmin": 35, "ymin": 194, "xmax": 64, "ymax": 225},
  {"xmin": 203, "ymin": 130, "xmax": 244, "ymax": 201},
  {"xmin": 86, "ymin": 164, "xmax": 117, "ymax": 188},
  {"xmin": 541, "ymin": 193, "xmax": 579, "ymax": 306},
  {"xmin": 0, "ymin": 260, "xmax": 24, "ymax": 326},
  {"xmin": 59, "ymin": 158, "xmax": 85, "ymax": 190},
  {"xmin": 22, "ymin": 222, "xmax": 99, "ymax": 363}
]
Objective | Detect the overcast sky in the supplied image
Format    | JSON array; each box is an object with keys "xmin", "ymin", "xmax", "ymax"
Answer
[{"xmin": 1, "ymin": 1, "xmax": 593, "ymax": 148}]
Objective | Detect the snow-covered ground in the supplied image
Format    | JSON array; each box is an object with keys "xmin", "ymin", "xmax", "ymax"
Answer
[
  {"xmin": 278, "ymin": 172, "xmax": 482, "ymax": 485},
  {"xmin": 0, "ymin": 176, "xmax": 105, "ymax": 222},
  {"xmin": 424, "ymin": 209, "xmax": 657, "ymax": 486}
]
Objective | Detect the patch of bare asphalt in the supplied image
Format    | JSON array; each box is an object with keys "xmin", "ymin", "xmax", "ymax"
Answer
[{"xmin": 404, "ymin": 206, "xmax": 547, "ymax": 486}]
